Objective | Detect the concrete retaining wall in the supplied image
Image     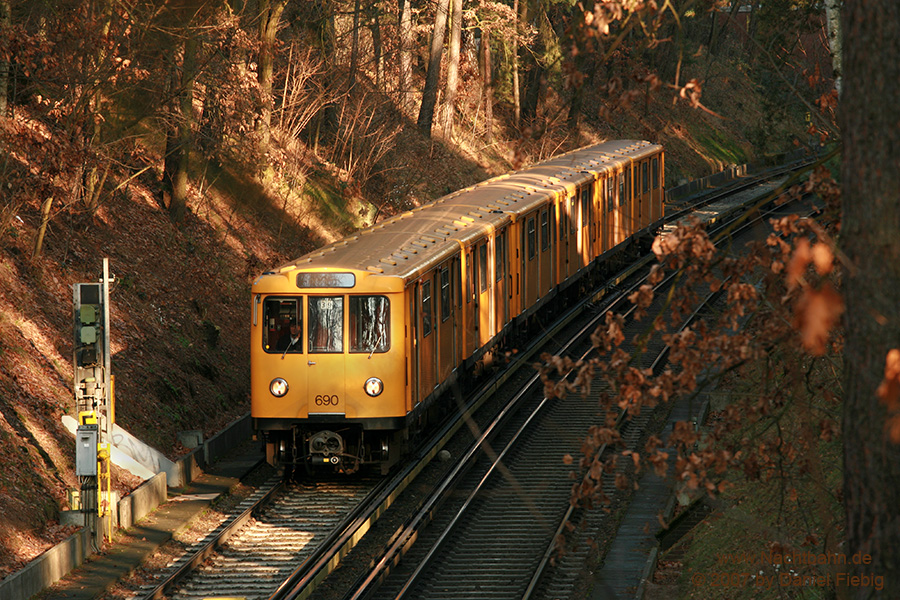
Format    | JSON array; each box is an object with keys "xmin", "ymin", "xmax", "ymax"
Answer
[
  {"xmin": 118, "ymin": 471, "xmax": 168, "ymax": 530},
  {"xmin": 0, "ymin": 412, "xmax": 252, "ymax": 600},
  {"xmin": 0, "ymin": 528, "xmax": 92, "ymax": 600},
  {"xmin": 665, "ymin": 147, "xmax": 812, "ymax": 204}
]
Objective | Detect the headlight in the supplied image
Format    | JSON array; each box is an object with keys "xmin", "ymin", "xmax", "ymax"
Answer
[
  {"xmin": 364, "ymin": 377, "xmax": 383, "ymax": 397},
  {"xmin": 270, "ymin": 378, "xmax": 289, "ymax": 397}
]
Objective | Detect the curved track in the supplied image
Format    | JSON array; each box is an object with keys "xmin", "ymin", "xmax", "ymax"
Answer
[{"xmin": 132, "ymin": 157, "xmax": 821, "ymax": 600}]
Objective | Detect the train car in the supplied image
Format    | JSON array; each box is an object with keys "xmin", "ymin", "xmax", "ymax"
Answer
[{"xmin": 250, "ymin": 140, "xmax": 664, "ymax": 473}]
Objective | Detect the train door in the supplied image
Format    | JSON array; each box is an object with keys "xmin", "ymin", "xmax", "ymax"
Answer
[
  {"xmin": 465, "ymin": 246, "xmax": 476, "ymax": 356},
  {"xmin": 568, "ymin": 194, "xmax": 579, "ymax": 275},
  {"xmin": 557, "ymin": 195, "xmax": 569, "ymax": 282},
  {"xmin": 306, "ymin": 295, "xmax": 347, "ymax": 416},
  {"xmin": 618, "ymin": 169, "xmax": 627, "ymax": 242},
  {"xmin": 641, "ymin": 159, "xmax": 655, "ymax": 227},
  {"xmin": 410, "ymin": 285, "xmax": 419, "ymax": 409},
  {"xmin": 494, "ymin": 227, "xmax": 509, "ymax": 330},
  {"xmin": 418, "ymin": 276, "xmax": 436, "ymax": 399},
  {"xmin": 511, "ymin": 221, "xmax": 522, "ymax": 319},
  {"xmin": 652, "ymin": 154, "xmax": 663, "ymax": 222},
  {"xmin": 452, "ymin": 255, "xmax": 462, "ymax": 367},
  {"xmin": 477, "ymin": 240, "xmax": 491, "ymax": 345},
  {"xmin": 589, "ymin": 179, "xmax": 600, "ymax": 257},
  {"xmin": 606, "ymin": 174, "xmax": 617, "ymax": 249},
  {"xmin": 525, "ymin": 213, "xmax": 538, "ymax": 305},
  {"xmin": 539, "ymin": 208, "xmax": 552, "ymax": 296},
  {"xmin": 437, "ymin": 264, "xmax": 453, "ymax": 381},
  {"xmin": 579, "ymin": 184, "xmax": 591, "ymax": 267}
]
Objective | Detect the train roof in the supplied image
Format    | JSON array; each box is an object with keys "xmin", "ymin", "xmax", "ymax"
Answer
[{"xmin": 260, "ymin": 140, "xmax": 661, "ymax": 287}]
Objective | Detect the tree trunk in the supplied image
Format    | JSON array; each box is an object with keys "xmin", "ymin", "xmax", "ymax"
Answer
[
  {"xmin": 841, "ymin": 1, "xmax": 900, "ymax": 597},
  {"xmin": 481, "ymin": 28, "xmax": 493, "ymax": 144},
  {"xmin": 348, "ymin": 0, "xmax": 361, "ymax": 88},
  {"xmin": 511, "ymin": 0, "xmax": 521, "ymax": 128},
  {"xmin": 257, "ymin": 0, "xmax": 285, "ymax": 161},
  {"xmin": 824, "ymin": 0, "xmax": 842, "ymax": 95},
  {"xmin": 82, "ymin": 0, "xmax": 112, "ymax": 215},
  {"xmin": 169, "ymin": 33, "xmax": 198, "ymax": 224},
  {"xmin": 417, "ymin": 0, "xmax": 451, "ymax": 137},
  {"xmin": 439, "ymin": 0, "xmax": 462, "ymax": 139},
  {"xmin": 520, "ymin": 2, "xmax": 544, "ymax": 124},
  {"xmin": 398, "ymin": 0, "xmax": 413, "ymax": 111},
  {"xmin": 31, "ymin": 197, "xmax": 53, "ymax": 260},
  {"xmin": 0, "ymin": 0, "xmax": 9, "ymax": 117},
  {"xmin": 369, "ymin": 4, "xmax": 383, "ymax": 89}
]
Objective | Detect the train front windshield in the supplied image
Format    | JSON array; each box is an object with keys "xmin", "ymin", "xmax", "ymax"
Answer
[{"xmin": 263, "ymin": 295, "xmax": 390, "ymax": 354}]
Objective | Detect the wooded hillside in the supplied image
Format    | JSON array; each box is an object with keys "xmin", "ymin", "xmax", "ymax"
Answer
[{"xmin": 0, "ymin": 0, "xmax": 834, "ymax": 579}]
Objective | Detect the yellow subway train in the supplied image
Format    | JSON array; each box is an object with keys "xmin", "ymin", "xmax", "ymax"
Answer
[{"xmin": 250, "ymin": 140, "xmax": 665, "ymax": 473}]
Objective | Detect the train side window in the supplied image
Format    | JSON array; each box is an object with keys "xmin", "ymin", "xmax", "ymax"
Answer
[
  {"xmin": 623, "ymin": 168, "xmax": 630, "ymax": 206},
  {"xmin": 479, "ymin": 244, "xmax": 488, "ymax": 292},
  {"xmin": 618, "ymin": 174, "xmax": 625, "ymax": 207},
  {"xmin": 527, "ymin": 217, "xmax": 536, "ymax": 260},
  {"xmin": 422, "ymin": 280, "xmax": 433, "ymax": 337},
  {"xmin": 308, "ymin": 296, "xmax": 343, "ymax": 353},
  {"xmin": 263, "ymin": 298, "xmax": 302, "ymax": 354},
  {"xmin": 642, "ymin": 161, "xmax": 650, "ymax": 193},
  {"xmin": 652, "ymin": 157, "xmax": 660, "ymax": 190},
  {"xmin": 350, "ymin": 296, "xmax": 390, "ymax": 353},
  {"xmin": 540, "ymin": 210, "xmax": 549, "ymax": 251},
  {"xmin": 440, "ymin": 267, "xmax": 451, "ymax": 322}
]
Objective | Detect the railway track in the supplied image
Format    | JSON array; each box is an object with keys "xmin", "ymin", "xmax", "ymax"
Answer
[{"xmin": 132, "ymin": 157, "xmax": 820, "ymax": 600}]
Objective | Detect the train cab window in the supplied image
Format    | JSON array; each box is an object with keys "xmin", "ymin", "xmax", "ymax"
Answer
[
  {"xmin": 642, "ymin": 161, "xmax": 650, "ymax": 193},
  {"xmin": 467, "ymin": 258, "xmax": 474, "ymax": 303},
  {"xmin": 308, "ymin": 296, "xmax": 343, "ymax": 353},
  {"xmin": 440, "ymin": 267, "xmax": 451, "ymax": 322},
  {"xmin": 652, "ymin": 157, "xmax": 660, "ymax": 190},
  {"xmin": 540, "ymin": 210, "xmax": 550, "ymax": 251},
  {"xmin": 422, "ymin": 280, "xmax": 433, "ymax": 336},
  {"xmin": 479, "ymin": 244, "xmax": 488, "ymax": 292},
  {"xmin": 527, "ymin": 217, "xmax": 536, "ymax": 260},
  {"xmin": 263, "ymin": 298, "xmax": 302, "ymax": 354},
  {"xmin": 619, "ymin": 175, "xmax": 625, "ymax": 207},
  {"xmin": 350, "ymin": 296, "xmax": 390, "ymax": 353}
]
